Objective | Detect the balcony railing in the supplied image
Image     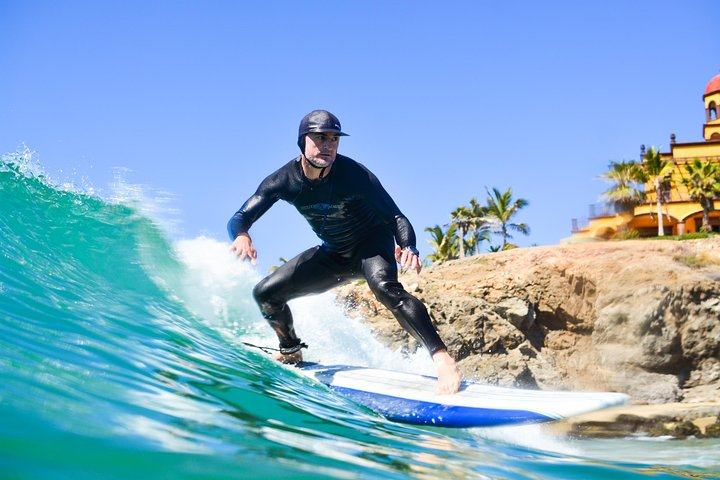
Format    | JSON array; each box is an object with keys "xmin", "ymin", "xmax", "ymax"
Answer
[
  {"xmin": 587, "ymin": 203, "xmax": 617, "ymax": 219},
  {"xmin": 571, "ymin": 203, "xmax": 617, "ymax": 233}
]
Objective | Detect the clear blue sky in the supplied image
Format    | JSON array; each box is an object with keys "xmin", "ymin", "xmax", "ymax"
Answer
[{"xmin": 2, "ymin": 1, "xmax": 719, "ymax": 270}]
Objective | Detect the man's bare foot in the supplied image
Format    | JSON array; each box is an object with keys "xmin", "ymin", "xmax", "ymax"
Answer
[
  {"xmin": 432, "ymin": 349, "xmax": 461, "ymax": 395},
  {"xmin": 273, "ymin": 350, "xmax": 303, "ymax": 364}
]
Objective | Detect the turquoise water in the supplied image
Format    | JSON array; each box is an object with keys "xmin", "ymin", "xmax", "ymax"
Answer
[{"xmin": 1, "ymin": 151, "xmax": 718, "ymax": 479}]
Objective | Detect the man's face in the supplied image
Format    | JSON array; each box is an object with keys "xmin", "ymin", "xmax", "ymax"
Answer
[{"xmin": 304, "ymin": 132, "xmax": 340, "ymax": 168}]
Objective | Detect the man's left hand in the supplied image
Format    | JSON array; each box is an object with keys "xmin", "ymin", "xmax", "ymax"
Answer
[{"xmin": 395, "ymin": 246, "xmax": 422, "ymax": 274}]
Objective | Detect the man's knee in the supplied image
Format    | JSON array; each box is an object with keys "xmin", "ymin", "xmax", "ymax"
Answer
[
  {"xmin": 252, "ymin": 279, "xmax": 267, "ymax": 304},
  {"xmin": 252, "ymin": 278, "xmax": 283, "ymax": 317},
  {"xmin": 368, "ymin": 278, "xmax": 405, "ymax": 308}
]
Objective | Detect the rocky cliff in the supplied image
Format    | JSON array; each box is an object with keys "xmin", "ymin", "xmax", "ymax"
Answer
[{"xmin": 335, "ymin": 238, "xmax": 720, "ymax": 409}]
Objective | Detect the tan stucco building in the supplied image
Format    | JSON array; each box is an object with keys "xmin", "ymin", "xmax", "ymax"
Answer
[{"xmin": 572, "ymin": 72, "xmax": 720, "ymax": 239}]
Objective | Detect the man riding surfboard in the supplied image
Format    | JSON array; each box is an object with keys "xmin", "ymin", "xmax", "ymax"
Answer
[{"xmin": 228, "ymin": 110, "xmax": 461, "ymax": 394}]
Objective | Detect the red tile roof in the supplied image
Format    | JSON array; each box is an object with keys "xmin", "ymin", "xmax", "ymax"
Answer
[{"xmin": 705, "ymin": 74, "xmax": 720, "ymax": 96}]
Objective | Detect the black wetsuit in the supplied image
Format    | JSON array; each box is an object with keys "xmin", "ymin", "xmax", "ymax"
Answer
[{"xmin": 228, "ymin": 154, "xmax": 446, "ymax": 355}]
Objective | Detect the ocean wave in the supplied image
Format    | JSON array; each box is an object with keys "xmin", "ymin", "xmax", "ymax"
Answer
[{"xmin": 2, "ymin": 150, "xmax": 717, "ymax": 479}]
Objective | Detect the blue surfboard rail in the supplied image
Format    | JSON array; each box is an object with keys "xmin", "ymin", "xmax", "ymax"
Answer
[{"xmin": 329, "ymin": 385, "xmax": 554, "ymax": 427}]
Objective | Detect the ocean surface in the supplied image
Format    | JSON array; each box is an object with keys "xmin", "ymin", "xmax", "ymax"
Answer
[{"xmin": 1, "ymin": 151, "xmax": 719, "ymax": 479}]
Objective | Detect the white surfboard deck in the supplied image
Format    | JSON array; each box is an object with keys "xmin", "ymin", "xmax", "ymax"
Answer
[{"xmin": 297, "ymin": 362, "xmax": 629, "ymax": 428}]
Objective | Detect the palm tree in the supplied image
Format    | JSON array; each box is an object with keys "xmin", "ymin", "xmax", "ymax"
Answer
[
  {"xmin": 483, "ymin": 187, "xmax": 530, "ymax": 250},
  {"xmin": 424, "ymin": 224, "xmax": 459, "ymax": 263},
  {"xmin": 269, "ymin": 257, "xmax": 289, "ymax": 273},
  {"xmin": 682, "ymin": 158, "xmax": 720, "ymax": 232},
  {"xmin": 449, "ymin": 205, "xmax": 472, "ymax": 258},
  {"xmin": 599, "ymin": 160, "xmax": 645, "ymax": 213},
  {"xmin": 467, "ymin": 198, "xmax": 489, "ymax": 255},
  {"xmin": 639, "ymin": 147, "xmax": 674, "ymax": 236}
]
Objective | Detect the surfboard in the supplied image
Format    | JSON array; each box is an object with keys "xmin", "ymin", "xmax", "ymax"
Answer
[{"xmin": 297, "ymin": 362, "xmax": 629, "ymax": 428}]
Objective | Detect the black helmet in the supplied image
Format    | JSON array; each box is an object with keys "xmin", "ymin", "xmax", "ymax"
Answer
[
  {"xmin": 297, "ymin": 110, "xmax": 348, "ymax": 153},
  {"xmin": 299, "ymin": 110, "xmax": 349, "ymax": 137}
]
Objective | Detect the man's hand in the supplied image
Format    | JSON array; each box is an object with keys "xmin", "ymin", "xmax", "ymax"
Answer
[
  {"xmin": 230, "ymin": 233, "xmax": 257, "ymax": 265},
  {"xmin": 394, "ymin": 245, "xmax": 422, "ymax": 274}
]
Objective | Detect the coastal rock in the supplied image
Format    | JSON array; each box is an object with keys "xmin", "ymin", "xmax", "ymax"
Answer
[
  {"xmin": 706, "ymin": 419, "xmax": 720, "ymax": 438},
  {"xmin": 547, "ymin": 403, "xmax": 720, "ymax": 439},
  {"xmin": 334, "ymin": 238, "xmax": 720, "ymax": 409}
]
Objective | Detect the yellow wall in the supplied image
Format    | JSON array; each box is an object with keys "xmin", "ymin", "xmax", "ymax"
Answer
[
  {"xmin": 670, "ymin": 143, "xmax": 720, "ymax": 158},
  {"xmin": 705, "ymin": 125, "xmax": 720, "ymax": 140},
  {"xmin": 591, "ymin": 200, "xmax": 720, "ymax": 237},
  {"xmin": 640, "ymin": 140, "xmax": 720, "ymax": 204},
  {"xmin": 704, "ymin": 91, "xmax": 720, "ymax": 111},
  {"xmin": 571, "ymin": 213, "xmax": 633, "ymax": 239},
  {"xmin": 704, "ymin": 91, "xmax": 720, "ymax": 140},
  {"xmin": 636, "ymin": 201, "xmax": 719, "ymax": 221}
]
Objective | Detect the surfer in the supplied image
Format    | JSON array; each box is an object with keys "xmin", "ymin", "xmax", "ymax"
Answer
[{"xmin": 228, "ymin": 110, "xmax": 461, "ymax": 394}]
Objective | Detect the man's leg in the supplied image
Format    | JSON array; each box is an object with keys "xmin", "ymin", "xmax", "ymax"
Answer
[
  {"xmin": 361, "ymin": 251, "xmax": 446, "ymax": 353},
  {"xmin": 253, "ymin": 246, "xmax": 348, "ymax": 362},
  {"xmin": 360, "ymin": 245, "xmax": 461, "ymax": 394}
]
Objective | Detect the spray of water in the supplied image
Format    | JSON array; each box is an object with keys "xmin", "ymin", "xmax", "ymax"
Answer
[{"xmin": 173, "ymin": 237, "xmax": 437, "ymax": 375}]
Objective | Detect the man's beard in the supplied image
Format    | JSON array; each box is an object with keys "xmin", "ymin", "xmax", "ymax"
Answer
[{"xmin": 305, "ymin": 155, "xmax": 332, "ymax": 169}]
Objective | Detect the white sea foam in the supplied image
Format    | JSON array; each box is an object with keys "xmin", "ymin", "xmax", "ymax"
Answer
[
  {"xmin": 173, "ymin": 236, "xmax": 435, "ymax": 375},
  {"xmin": 471, "ymin": 422, "xmax": 582, "ymax": 457},
  {"xmin": 108, "ymin": 167, "xmax": 182, "ymax": 236}
]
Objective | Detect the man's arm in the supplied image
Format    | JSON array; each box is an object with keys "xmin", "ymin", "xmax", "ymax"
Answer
[
  {"xmin": 391, "ymin": 214, "xmax": 417, "ymax": 251},
  {"xmin": 357, "ymin": 163, "xmax": 422, "ymax": 273},
  {"xmin": 356, "ymin": 163, "xmax": 417, "ymax": 245},
  {"xmin": 227, "ymin": 197, "xmax": 264, "ymax": 264},
  {"xmin": 227, "ymin": 166, "xmax": 289, "ymax": 262},
  {"xmin": 227, "ymin": 192, "xmax": 275, "ymax": 239}
]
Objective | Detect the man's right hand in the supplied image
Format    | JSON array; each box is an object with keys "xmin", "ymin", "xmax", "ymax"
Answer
[{"xmin": 229, "ymin": 233, "xmax": 258, "ymax": 264}]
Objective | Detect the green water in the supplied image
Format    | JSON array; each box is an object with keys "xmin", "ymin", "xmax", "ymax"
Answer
[{"xmin": 1, "ymin": 152, "xmax": 718, "ymax": 479}]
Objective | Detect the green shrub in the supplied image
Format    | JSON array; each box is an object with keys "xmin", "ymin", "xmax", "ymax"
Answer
[
  {"xmin": 612, "ymin": 229, "xmax": 640, "ymax": 240},
  {"xmin": 646, "ymin": 232, "xmax": 718, "ymax": 241},
  {"xmin": 674, "ymin": 255, "xmax": 706, "ymax": 268}
]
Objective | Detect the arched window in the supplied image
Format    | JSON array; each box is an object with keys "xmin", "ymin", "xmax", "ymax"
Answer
[{"xmin": 710, "ymin": 101, "xmax": 718, "ymax": 121}]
